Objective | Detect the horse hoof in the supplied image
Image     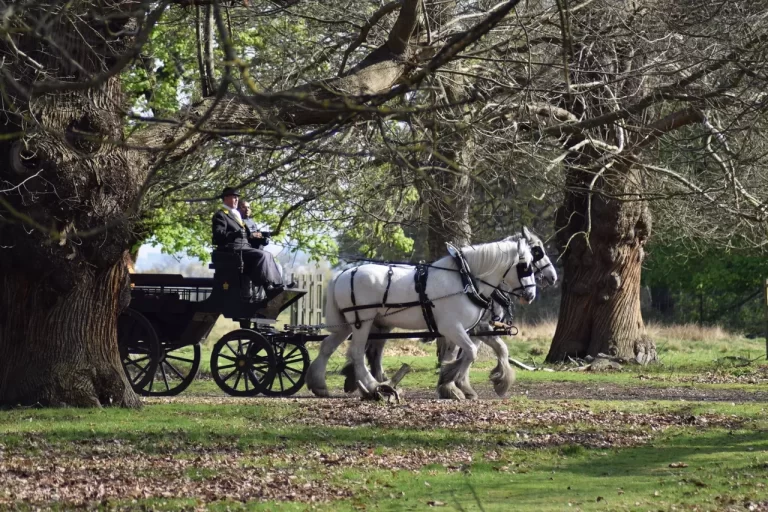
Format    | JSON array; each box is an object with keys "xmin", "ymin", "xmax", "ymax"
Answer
[
  {"xmin": 343, "ymin": 376, "xmax": 357, "ymax": 394},
  {"xmin": 309, "ymin": 386, "xmax": 329, "ymax": 398},
  {"xmin": 437, "ymin": 383, "xmax": 465, "ymax": 400}
]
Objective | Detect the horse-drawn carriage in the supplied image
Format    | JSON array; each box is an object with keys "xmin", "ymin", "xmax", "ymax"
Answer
[
  {"xmin": 118, "ymin": 250, "xmax": 318, "ymax": 397},
  {"xmin": 119, "ymin": 230, "xmax": 555, "ymax": 400}
]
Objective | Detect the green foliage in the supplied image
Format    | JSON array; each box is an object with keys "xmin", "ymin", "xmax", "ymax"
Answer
[
  {"xmin": 139, "ymin": 203, "xmax": 211, "ymax": 262},
  {"xmin": 644, "ymin": 242, "xmax": 768, "ymax": 294},
  {"xmin": 643, "ymin": 241, "xmax": 768, "ymax": 330}
]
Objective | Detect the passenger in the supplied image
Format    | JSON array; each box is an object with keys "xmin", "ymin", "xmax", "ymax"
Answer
[
  {"xmin": 211, "ymin": 187, "xmax": 284, "ymax": 298},
  {"xmin": 238, "ymin": 199, "xmax": 286, "ymax": 282},
  {"xmin": 237, "ymin": 200, "xmax": 268, "ymax": 249}
]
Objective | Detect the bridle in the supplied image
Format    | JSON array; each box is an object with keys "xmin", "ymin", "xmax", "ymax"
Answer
[
  {"xmin": 499, "ymin": 256, "xmax": 536, "ymax": 298},
  {"xmin": 530, "ymin": 245, "xmax": 553, "ymax": 279}
]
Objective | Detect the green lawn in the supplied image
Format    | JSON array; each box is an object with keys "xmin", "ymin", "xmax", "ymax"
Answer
[{"xmin": 2, "ymin": 328, "xmax": 767, "ymax": 510}]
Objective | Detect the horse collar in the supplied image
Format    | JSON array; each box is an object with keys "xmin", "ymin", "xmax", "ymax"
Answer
[{"xmin": 445, "ymin": 243, "xmax": 491, "ymax": 310}]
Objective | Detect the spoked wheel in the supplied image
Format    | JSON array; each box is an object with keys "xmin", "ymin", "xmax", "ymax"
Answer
[
  {"xmin": 260, "ymin": 339, "xmax": 309, "ymax": 397},
  {"xmin": 142, "ymin": 343, "xmax": 201, "ymax": 397},
  {"xmin": 118, "ymin": 308, "xmax": 161, "ymax": 392},
  {"xmin": 210, "ymin": 329, "xmax": 275, "ymax": 397}
]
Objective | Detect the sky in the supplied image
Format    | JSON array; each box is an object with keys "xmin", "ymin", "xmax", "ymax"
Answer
[{"xmin": 134, "ymin": 242, "xmax": 310, "ymax": 275}]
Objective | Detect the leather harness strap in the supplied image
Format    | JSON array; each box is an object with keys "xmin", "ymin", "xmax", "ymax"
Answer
[
  {"xmin": 349, "ymin": 267, "xmax": 362, "ymax": 329},
  {"xmin": 339, "ymin": 263, "xmax": 439, "ymax": 337},
  {"xmin": 414, "ymin": 263, "xmax": 438, "ymax": 340}
]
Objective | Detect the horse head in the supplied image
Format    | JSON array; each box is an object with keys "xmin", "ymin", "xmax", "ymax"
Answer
[
  {"xmin": 522, "ymin": 226, "xmax": 558, "ymax": 288},
  {"xmin": 511, "ymin": 237, "xmax": 537, "ymax": 304}
]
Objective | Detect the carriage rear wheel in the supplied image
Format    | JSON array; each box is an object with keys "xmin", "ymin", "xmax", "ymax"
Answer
[
  {"xmin": 118, "ymin": 308, "xmax": 161, "ymax": 392},
  {"xmin": 141, "ymin": 343, "xmax": 201, "ymax": 397},
  {"xmin": 210, "ymin": 329, "xmax": 275, "ymax": 397},
  {"xmin": 260, "ymin": 339, "xmax": 309, "ymax": 397}
]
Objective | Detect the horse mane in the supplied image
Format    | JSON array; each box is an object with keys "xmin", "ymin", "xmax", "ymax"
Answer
[{"xmin": 459, "ymin": 236, "xmax": 530, "ymax": 278}]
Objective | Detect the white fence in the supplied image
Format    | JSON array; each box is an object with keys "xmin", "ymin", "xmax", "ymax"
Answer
[{"xmin": 290, "ymin": 273, "xmax": 324, "ymax": 326}]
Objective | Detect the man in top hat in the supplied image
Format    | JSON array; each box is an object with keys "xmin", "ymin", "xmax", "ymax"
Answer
[{"xmin": 212, "ymin": 187, "xmax": 284, "ymax": 297}]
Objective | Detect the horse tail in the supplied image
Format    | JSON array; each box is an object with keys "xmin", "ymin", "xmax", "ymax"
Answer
[{"xmin": 323, "ymin": 271, "xmax": 347, "ymax": 332}]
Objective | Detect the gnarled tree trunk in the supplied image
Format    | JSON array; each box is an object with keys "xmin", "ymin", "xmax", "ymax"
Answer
[
  {"xmin": 0, "ymin": 263, "xmax": 138, "ymax": 407},
  {"xmin": 547, "ymin": 164, "xmax": 656, "ymax": 364}
]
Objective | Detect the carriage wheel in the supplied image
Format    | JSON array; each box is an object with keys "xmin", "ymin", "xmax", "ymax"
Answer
[
  {"xmin": 260, "ymin": 339, "xmax": 309, "ymax": 397},
  {"xmin": 141, "ymin": 343, "xmax": 201, "ymax": 397},
  {"xmin": 118, "ymin": 308, "xmax": 161, "ymax": 393},
  {"xmin": 210, "ymin": 329, "xmax": 275, "ymax": 397}
]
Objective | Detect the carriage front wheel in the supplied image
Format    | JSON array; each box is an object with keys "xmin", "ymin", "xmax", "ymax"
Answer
[
  {"xmin": 210, "ymin": 329, "xmax": 276, "ymax": 397},
  {"xmin": 260, "ymin": 338, "xmax": 309, "ymax": 397}
]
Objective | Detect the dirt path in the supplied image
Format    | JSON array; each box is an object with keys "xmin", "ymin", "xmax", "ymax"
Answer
[
  {"xmin": 286, "ymin": 381, "xmax": 768, "ymax": 402},
  {"xmin": 511, "ymin": 381, "xmax": 768, "ymax": 402}
]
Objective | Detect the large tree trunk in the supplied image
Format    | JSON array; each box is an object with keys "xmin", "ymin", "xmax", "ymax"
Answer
[
  {"xmin": 547, "ymin": 164, "xmax": 657, "ymax": 364},
  {"xmin": 0, "ymin": 11, "xmax": 146, "ymax": 407},
  {"xmin": 0, "ymin": 262, "xmax": 139, "ymax": 407}
]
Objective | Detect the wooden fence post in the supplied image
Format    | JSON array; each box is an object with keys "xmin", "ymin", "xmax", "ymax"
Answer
[
  {"xmin": 289, "ymin": 273, "xmax": 324, "ymax": 327},
  {"xmin": 764, "ymin": 278, "xmax": 768, "ymax": 360}
]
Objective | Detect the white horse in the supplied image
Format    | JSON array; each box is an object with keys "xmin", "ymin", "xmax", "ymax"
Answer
[
  {"xmin": 430, "ymin": 227, "xmax": 559, "ymax": 383},
  {"xmin": 306, "ymin": 236, "xmax": 537, "ymax": 400},
  {"xmin": 359, "ymin": 227, "xmax": 557, "ymax": 399}
]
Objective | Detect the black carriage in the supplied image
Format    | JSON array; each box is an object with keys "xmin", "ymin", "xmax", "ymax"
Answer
[{"xmin": 119, "ymin": 250, "xmax": 311, "ymax": 397}]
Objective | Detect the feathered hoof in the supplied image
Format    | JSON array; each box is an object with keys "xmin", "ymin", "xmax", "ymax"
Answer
[
  {"xmin": 341, "ymin": 364, "xmax": 357, "ymax": 393},
  {"xmin": 309, "ymin": 386, "xmax": 330, "ymax": 398},
  {"xmin": 437, "ymin": 382, "xmax": 465, "ymax": 400},
  {"xmin": 490, "ymin": 368, "xmax": 516, "ymax": 398}
]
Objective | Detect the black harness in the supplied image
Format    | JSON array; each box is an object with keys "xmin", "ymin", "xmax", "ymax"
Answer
[
  {"xmin": 446, "ymin": 244, "xmax": 492, "ymax": 310},
  {"xmin": 341, "ymin": 264, "xmax": 438, "ymax": 335}
]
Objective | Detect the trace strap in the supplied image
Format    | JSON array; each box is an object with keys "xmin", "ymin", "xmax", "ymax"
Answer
[{"xmin": 414, "ymin": 263, "xmax": 438, "ymax": 340}]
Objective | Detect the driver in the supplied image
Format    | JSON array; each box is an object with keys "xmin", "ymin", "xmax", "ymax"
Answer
[{"xmin": 211, "ymin": 187, "xmax": 284, "ymax": 297}]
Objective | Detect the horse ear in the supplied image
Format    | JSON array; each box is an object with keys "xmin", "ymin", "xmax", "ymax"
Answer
[{"xmin": 522, "ymin": 226, "xmax": 532, "ymax": 240}]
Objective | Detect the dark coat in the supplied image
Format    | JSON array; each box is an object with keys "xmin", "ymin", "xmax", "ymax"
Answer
[
  {"xmin": 242, "ymin": 217, "xmax": 268, "ymax": 249},
  {"xmin": 212, "ymin": 208, "xmax": 250, "ymax": 251}
]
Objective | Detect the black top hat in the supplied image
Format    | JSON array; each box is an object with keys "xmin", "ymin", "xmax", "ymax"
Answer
[{"xmin": 220, "ymin": 187, "xmax": 240, "ymax": 199}]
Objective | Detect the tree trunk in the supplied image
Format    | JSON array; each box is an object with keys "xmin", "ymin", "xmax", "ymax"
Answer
[
  {"xmin": 0, "ymin": 262, "xmax": 139, "ymax": 407},
  {"xmin": 547, "ymin": 164, "xmax": 657, "ymax": 364}
]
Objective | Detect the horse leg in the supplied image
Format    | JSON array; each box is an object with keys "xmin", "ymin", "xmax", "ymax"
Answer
[
  {"xmin": 454, "ymin": 338, "xmax": 482, "ymax": 400},
  {"xmin": 367, "ymin": 336, "xmax": 389, "ymax": 382},
  {"xmin": 433, "ymin": 337, "xmax": 464, "ymax": 399},
  {"xmin": 483, "ymin": 335, "xmax": 516, "ymax": 397},
  {"xmin": 341, "ymin": 325, "xmax": 390, "ymax": 392},
  {"xmin": 344, "ymin": 322, "xmax": 381, "ymax": 399},
  {"xmin": 437, "ymin": 327, "xmax": 478, "ymax": 401},
  {"xmin": 306, "ymin": 328, "xmax": 352, "ymax": 397}
]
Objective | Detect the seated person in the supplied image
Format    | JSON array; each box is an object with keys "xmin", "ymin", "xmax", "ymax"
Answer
[
  {"xmin": 237, "ymin": 200, "xmax": 268, "ymax": 249},
  {"xmin": 211, "ymin": 187, "xmax": 283, "ymax": 297}
]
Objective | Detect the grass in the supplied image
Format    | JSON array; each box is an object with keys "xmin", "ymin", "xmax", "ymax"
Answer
[
  {"xmin": 2, "ymin": 325, "xmax": 767, "ymax": 510},
  {"xmin": 1, "ymin": 397, "xmax": 767, "ymax": 510}
]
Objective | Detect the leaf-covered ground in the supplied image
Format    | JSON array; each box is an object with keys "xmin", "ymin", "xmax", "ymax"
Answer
[
  {"xmin": 3, "ymin": 335, "xmax": 768, "ymax": 510},
  {"xmin": 1, "ymin": 394, "xmax": 767, "ymax": 511}
]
